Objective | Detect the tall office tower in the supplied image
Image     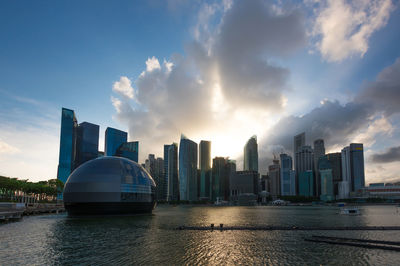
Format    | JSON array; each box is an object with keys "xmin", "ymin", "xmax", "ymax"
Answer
[
  {"xmin": 339, "ymin": 146, "xmax": 351, "ymax": 199},
  {"xmin": 145, "ymin": 154, "xmax": 156, "ymax": 176},
  {"xmin": 293, "ymin": 132, "xmax": 305, "ymax": 194},
  {"xmin": 115, "ymin": 141, "xmax": 139, "ymax": 162},
  {"xmin": 226, "ymin": 160, "xmax": 236, "ymax": 200},
  {"xmin": 313, "ymin": 139, "xmax": 325, "ymax": 196},
  {"xmin": 199, "ymin": 140, "xmax": 211, "ymax": 199},
  {"xmin": 74, "ymin": 122, "xmax": 99, "ymax": 169},
  {"xmin": 179, "ymin": 135, "xmax": 198, "ymax": 201},
  {"xmin": 155, "ymin": 157, "xmax": 165, "ymax": 201},
  {"xmin": 268, "ymin": 157, "xmax": 280, "ymax": 198},
  {"xmin": 163, "ymin": 144, "xmax": 171, "ymax": 201},
  {"xmin": 244, "ymin": 135, "xmax": 258, "ymax": 172},
  {"xmin": 326, "ymin": 152, "xmax": 342, "ymax": 197},
  {"xmin": 211, "ymin": 157, "xmax": 230, "ymax": 201},
  {"xmin": 299, "ymin": 170, "xmax": 314, "ymax": 197},
  {"xmin": 168, "ymin": 143, "xmax": 179, "ymax": 201},
  {"xmin": 105, "ymin": 127, "xmax": 127, "ymax": 156},
  {"xmin": 295, "ymin": 145, "xmax": 314, "ymax": 194},
  {"xmin": 57, "ymin": 108, "xmax": 78, "ymax": 185},
  {"xmin": 280, "ymin": 154, "xmax": 296, "ymax": 196},
  {"xmin": 294, "ymin": 132, "xmax": 306, "ymax": 154},
  {"xmin": 318, "ymin": 155, "xmax": 334, "ymax": 201},
  {"xmin": 350, "ymin": 143, "xmax": 365, "ymax": 192}
]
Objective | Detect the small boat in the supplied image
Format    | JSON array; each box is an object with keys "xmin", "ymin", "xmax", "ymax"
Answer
[
  {"xmin": 340, "ymin": 207, "xmax": 360, "ymax": 215},
  {"xmin": 214, "ymin": 197, "xmax": 229, "ymax": 206}
]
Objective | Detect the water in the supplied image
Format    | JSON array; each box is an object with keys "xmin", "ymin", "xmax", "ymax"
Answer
[{"xmin": 1, "ymin": 205, "xmax": 400, "ymax": 265}]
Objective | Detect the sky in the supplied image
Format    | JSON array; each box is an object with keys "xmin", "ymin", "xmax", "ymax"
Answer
[{"xmin": 0, "ymin": 0, "xmax": 399, "ymax": 184}]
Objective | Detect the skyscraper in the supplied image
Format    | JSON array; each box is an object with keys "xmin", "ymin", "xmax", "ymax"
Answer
[
  {"xmin": 294, "ymin": 132, "xmax": 305, "ymax": 154},
  {"xmin": 57, "ymin": 108, "xmax": 78, "ymax": 185},
  {"xmin": 105, "ymin": 127, "xmax": 127, "ymax": 156},
  {"xmin": 163, "ymin": 144, "xmax": 171, "ymax": 201},
  {"xmin": 179, "ymin": 135, "xmax": 198, "ymax": 201},
  {"xmin": 299, "ymin": 170, "xmax": 314, "ymax": 197},
  {"xmin": 350, "ymin": 143, "xmax": 365, "ymax": 192},
  {"xmin": 199, "ymin": 140, "xmax": 211, "ymax": 199},
  {"xmin": 211, "ymin": 157, "xmax": 230, "ymax": 201},
  {"xmin": 115, "ymin": 141, "xmax": 139, "ymax": 162},
  {"xmin": 313, "ymin": 139, "xmax": 325, "ymax": 196},
  {"xmin": 74, "ymin": 122, "xmax": 99, "ymax": 169},
  {"xmin": 340, "ymin": 146, "xmax": 351, "ymax": 199},
  {"xmin": 269, "ymin": 157, "xmax": 280, "ymax": 198},
  {"xmin": 295, "ymin": 145, "xmax": 314, "ymax": 194},
  {"xmin": 244, "ymin": 135, "xmax": 258, "ymax": 172},
  {"xmin": 318, "ymin": 155, "xmax": 334, "ymax": 201},
  {"xmin": 326, "ymin": 152, "xmax": 342, "ymax": 197},
  {"xmin": 168, "ymin": 143, "xmax": 179, "ymax": 201},
  {"xmin": 280, "ymin": 154, "xmax": 296, "ymax": 196}
]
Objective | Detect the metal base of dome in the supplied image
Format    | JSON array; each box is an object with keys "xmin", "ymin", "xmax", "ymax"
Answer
[{"xmin": 64, "ymin": 202, "xmax": 156, "ymax": 216}]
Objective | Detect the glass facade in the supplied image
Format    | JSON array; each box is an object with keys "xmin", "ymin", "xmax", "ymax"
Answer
[
  {"xmin": 75, "ymin": 122, "xmax": 99, "ymax": 169},
  {"xmin": 280, "ymin": 154, "xmax": 295, "ymax": 196},
  {"xmin": 168, "ymin": 143, "xmax": 179, "ymax": 201},
  {"xmin": 105, "ymin": 127, "xmax": 127, "ymax": 156},
  {"xmin": 320, "ymin": 169, "xmax": 334, "ymax": 201},
  {"xmin": 299, "ymin": 170, "xmax": 314, "ymax": 197},
  {"xmin": 199, "ymin": 140, "xmax": 211, "ymax": 199},
  {"xmin": 57, "ymin": 108, "xmax": 77, "ymax": 185},
  {"xmin": 163, "ymin": 144, "xmax": 171, "ymax": 201},
  {"xmin": 211, "ymin": 157, "xmax": 228, "ymax": 201},
  {"xmin": 244, "ymin": 135, "xmax": 258, "ymax": 172},
  {"xmin": 350, "ymin": 143, "xmax": 365, "ymax": 192},
  {"xmin": 179, "ymin": 135, "xmax": 198, "ymax": 201},
  {"xmin": 116, "ymin": 141, "xmax": 139, "ymax": 162}
]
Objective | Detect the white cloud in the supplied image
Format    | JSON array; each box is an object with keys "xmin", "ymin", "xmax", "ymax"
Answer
[
  {"xmin": 352, "ymin": 115, "xmax": 393, "ymax": 147},
  {"xmin": 112, "ymin": 76, "xmax": 135, "ymax": 99},
  {"xmin": 145, "ymin": 56, "xmax": 161, "ymax": 72},
  {"xmin": 311, "ymin": 0, "xmax": 394, "ymax": 62},
  {"xmin": 0, "ymin": 139, "xmax": 19, "ymax": 155}
]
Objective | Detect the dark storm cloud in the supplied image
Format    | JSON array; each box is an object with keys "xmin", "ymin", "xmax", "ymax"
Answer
[
  {"xmin": 260, "ymin": 57, "xmax": 400, "ymax": 166},
  {"xmin": 371, "ymin": 146, "xmax": 400, "ymax": 163},
  {"xmin": 357, "ymin": 57, "xmax": 400, "ymax": 116},
  {"xmin": 214, "ymin": 0, "xmax": 306, "ymax": 109}
]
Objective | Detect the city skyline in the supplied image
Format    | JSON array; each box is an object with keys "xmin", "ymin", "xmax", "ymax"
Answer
[{"xmin": 1, "ymin": 0, "xmax": 400, "ymax": 184}]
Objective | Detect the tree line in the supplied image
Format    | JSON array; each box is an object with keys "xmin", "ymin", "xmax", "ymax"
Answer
[{"xmin": 0, "ymin": 175, "xmax": 64, "ymax": 202}]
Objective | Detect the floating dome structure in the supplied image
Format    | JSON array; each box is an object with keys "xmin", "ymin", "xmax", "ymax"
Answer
[{"xmin": 63, "ymin": 156, "xmax": 156, "ymax": 216}]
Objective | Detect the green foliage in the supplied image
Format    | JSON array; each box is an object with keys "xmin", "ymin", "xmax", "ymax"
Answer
[{"xmin": 0, "ymin": 175, "xmax": 63, "ymax": 202}]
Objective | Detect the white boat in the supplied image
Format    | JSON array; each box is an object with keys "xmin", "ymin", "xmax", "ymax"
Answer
[
  {"xmin": 214, "ymin": 197, "xmax": 229, "ymax": 206},
  {"xmin": 340, "ymin": 207, "xmax": 360, "ymax": 215},
  {"xmin": 271, "ymin": 199, "xmax": 287, "ymax": 206}
]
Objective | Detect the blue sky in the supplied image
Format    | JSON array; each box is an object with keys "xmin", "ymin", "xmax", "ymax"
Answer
[{"xmin": 1, "ymin": 0, "xmax": 400, "ymax": 183}]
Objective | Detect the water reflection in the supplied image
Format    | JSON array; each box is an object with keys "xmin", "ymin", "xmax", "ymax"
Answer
[{"xmin": 1, "ymin": 206, "xmax": 400, "ymax": 265}]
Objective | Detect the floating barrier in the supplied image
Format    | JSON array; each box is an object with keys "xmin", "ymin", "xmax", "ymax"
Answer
[
  {"xmin": 305, "ymin": 235, "xmax": 400, "ymax": 251},
  {"xmin": 176, "ymin": 225, "xmax": 400, "ymax": 231}
]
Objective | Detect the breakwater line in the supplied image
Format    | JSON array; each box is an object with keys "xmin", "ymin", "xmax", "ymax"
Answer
[{"xmin": 177, "ymin": 225, "xmax": 400, "ymax": 231}]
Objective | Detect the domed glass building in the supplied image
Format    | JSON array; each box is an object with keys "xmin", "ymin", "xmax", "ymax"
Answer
[{"xmin": 63, "ymin": 157, "xmax": 156, "ymax": 216}]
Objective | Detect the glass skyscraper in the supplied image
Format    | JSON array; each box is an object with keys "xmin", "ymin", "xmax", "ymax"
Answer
[
  {"xmin": 116, "ymin": 141, "xmax": 139, "ymax": 162},
  {"xmin": 295, "ymin": 145, "xmax": 314, "ymax": 195},
  {"xmin": 199, "ymin": 140, "xmax": 211, "ymax": 199},
  {"xmin": 318, "ymin": 155, "xmax": 334, "ymax": 201},
  {"xmin": 168, "ymin": 143, "xmax": 179, "ymax": 201},
  {"xmin": 313, "ymin": 139, "xmax": 325, "ymax": 197},
  {"xmin": 57, "ymin": 108, "xmax": 77, "ymax": 185},
  {"xmin": 299, "ymin": 170, "xmax": 314, "ymax": 197},
  {"xmin": 244, "ymin": 135, "xmax": 258, "ymax": 172},
  {"xmin": 280, "ymin": 154, "xmax": 296, "ymax": 196},
  {"xmin": 179, "ymin": 135, "xmax": 198, "ymax": 201},
  {"xmin": 75, "ymin": 122, "xmax": 99, "ymax": 168},
  {"xmin": 163, "ymin": 144, "xmax": 171, "ymax": 201},
  {"xmin": 211, "ymin": 157, "xmax": 229, "ymax": 201},
  {"xmin": 105, "ymin": 127, "xmax": 127, "ymax": 156},
  {"xmin": 350, "ymin": 143, "xmax": 365, "ymax": 192}
]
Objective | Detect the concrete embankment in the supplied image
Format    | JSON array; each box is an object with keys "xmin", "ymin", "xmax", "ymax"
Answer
[{"xmin": 0, "ymin": 202, "xmax": 65, "ymax": 223}]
